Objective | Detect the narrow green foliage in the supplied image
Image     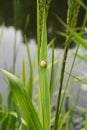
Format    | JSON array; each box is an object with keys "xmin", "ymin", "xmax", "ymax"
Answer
[
  {"xmin": 37, "ymin": 0, "xmax": 40, "ymax": 63},
  {"xmin": 13, "ymin": 0, "xmax": 20, "ymax": 29},
  {"xmin": 54, "ymin": 1, "xmax": 81, "ymax": 129},
  {"xmin": 58, "ymin": 111, "xmax": 69, "ymax": 130},
  {"xmin": 39, "ymin": 8, "xmax": 50, "ymax": 130},
  {"xmin": 84, "ymin": 116, "xmax": 87, "ymax": 130},
  {"xmin": 0, "ymin": 94, "xmax": 2, "ymax": 105},
  {"xmin": 77, "ymin": 0, "xmax": 87, "ymax": 11},
  {"xmin": 65, "ymin": 122, "xmax": 69, "ymax": 130},
  {"xmin": 24, "ymin": 14, "xmax": 30, "ymax": 35},
  {"xmin": 1, "ymin": 69, "xmax": 43, "ymax": 130},
  {"xmin": 56, "ymin": 31, "xmax": 66, "ymax": 38},
  {"xmin": 0, "ymin": 94, "xmax": 2, "ymax": 116},
  {"xmin": 25, "ymin": 36, "xmax": 33, "ymax": 99},
  {"xmin": 37, "ymin": 0, "xmax": 51, "ymax": 63},
  {"xmin": 56, "ymin": 16, "xmax": 87, "ymax": 49},
  {"xmin": 0, "ymin": 111, "xmax": 27, "ymax": 127},
  {"xmin": 39, "ymin": 0, "xmax": 45, "ymax": 39},
  {"xmin": 1, "ymin": 0, "xmax": 87, "ymax": 130},
  {"xmin": 66, "ymin": 72, "xmax": 87, "ymax": 85},
  {"xmin": 37, "ymin": 0, "xmax": 50, "ymax": 129},
  {"xmin": 22, "ymin": 57, "xmax": 26, "ymax": 87},
  {"xmin": 7, "ymin": 83, "xmax": 17, "ymax": 130},
  {"xmin": 48, "ymin": 38, "xmax": 56, "ymax": 48},
  {"xmin": 50, "ymin": 43, "xmax": 54, "ymax": 98},
  {"xmin": 59, "ymin": 9, "xmax": 87, "ymax": 113},
  {"xmin": 67, "ymin": 0, "xmax": 80, "ymax": 30},
  {"xmin": 46, "ymin": 0, "xmax": 51, "ymax": 17},
  {"xmin": 13, "ymin": 0, "xmax": 20, "ymax": 74}
]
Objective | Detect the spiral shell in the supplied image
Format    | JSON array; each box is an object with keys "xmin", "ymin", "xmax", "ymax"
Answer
[{"xmin": 40, "ymin": 60, "xmax": 47, "ymax": 68}]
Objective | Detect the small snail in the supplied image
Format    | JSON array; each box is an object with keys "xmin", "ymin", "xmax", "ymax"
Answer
[{"xmin": 40, "ymin": 60, "xmax": 47, "ymax": 68}]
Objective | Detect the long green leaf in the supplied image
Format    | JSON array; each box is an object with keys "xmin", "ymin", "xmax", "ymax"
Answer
[
  {"xmin": 25, "ymin": 36, "xmax": 33, "ymax": 99},
  {"xmin": 65, "ymin": 122, "xmax": 69, "ymax": 130},
  {"xmin": 56, "ymin": 16, "xmax": 87, "ymax": 49},
  {"xmin": 50, "ymin": 43, "xmax": 54, "ymax": 98},
  {"xmin": 39, "ymin": 8, "xmax": 50, "ymax": 130},
  {"xmin": 22, "ymin": 57, "xmax": 26, "ymax": 87},
  {"xmin": 66, "ymin": 71, "xmax": 87, "ymax": 85},
  {"xmin": 84, "ymin": 116, "xmax": 87, "ymax": 130},
  {"xmin": 1, "ymin": 69, "xmax": 43, "ymax": 130},
  {"xmin": 37, "ymin": 0, "xmax": 40, "ymax": 63},
  {"xmin": 77, "ymin": 0, "xmax": 87, "ymax": 11},
  {"xmin": 58, "ymin": 111, "xmax": 69, "ymax": 130}
]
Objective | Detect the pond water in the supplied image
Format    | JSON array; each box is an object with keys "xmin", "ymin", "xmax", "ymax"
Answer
[
  {"xmin": 0, "ymin": 0, "xmax": 87, "ymax": 47},
  {"xmin": 0, "ymin": 1, "xmax": 87, "ymax": 129}
]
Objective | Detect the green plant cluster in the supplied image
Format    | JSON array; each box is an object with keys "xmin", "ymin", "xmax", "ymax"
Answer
[{"xmin": 0, "ymin": 0, "xmax": 87, "ymax": 130}]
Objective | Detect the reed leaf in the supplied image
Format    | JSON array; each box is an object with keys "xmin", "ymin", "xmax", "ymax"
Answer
[
  {"xmin": 37, "ymin": 0, "xmax": 40, "ymax": 63},
  {"xmin": 77, "ymin": 0, "xmax": 87, "ymax": 11},
  {"xmin": 22, "ymin": 57, "xmax": 26, "ymax": 87},
  {"xmin": 58, "ymin": 111, "xmax": 69, "ymax": 130},
  {"xmin": 66, "ymin": 71, "xmax": 87, "ymax": 85},
  {"xmin": 39, "ymin": 8, "xmax": 50, "ymax": 130},
  {"xmin": 84, "ymin": 116, "xmax": 87, "ymax": 130},
  {"xmin": 48, "ymin": 38, "xmax": 56, "ymax": 48},
  {"xmin": 54, "ymin": 1, "xmax": 81, "ymax": 129},
  {"xmin": 25, "ymin": 36, "xmax": 33, "ymax": 99},
  {"xmin": 50, "ymin": 43, "xmax": 55, "ymax": 98},
  {"xmin": 1, "ymin": 69, "xmax": 43, "ymax": 130},
  {"xmin": 65, "ymin": 122, "xmax": 69, "ymax": 130},
  {"xmin": 56, "ymin": 16, "xmax": 87, "ymax": 49}
]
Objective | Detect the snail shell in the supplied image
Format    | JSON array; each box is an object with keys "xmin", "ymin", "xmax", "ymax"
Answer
[{"xmin": 40, "ymin": 60, "xmax": 47, "ymax": 68}]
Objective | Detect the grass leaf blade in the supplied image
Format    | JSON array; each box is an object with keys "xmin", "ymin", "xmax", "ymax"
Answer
[{"xmin": 1, "ymin": 69, "xmax": 43, "ymax": 130}]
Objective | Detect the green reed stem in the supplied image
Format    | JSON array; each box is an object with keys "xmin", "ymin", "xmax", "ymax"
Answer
[
  {"xmin": 54, "ymin": 0, "xmax": 81, "ymax": 129},
  {"xmin": 54, "ymin": 36, "xmax": 71, "ymax": 130},
  {"xmin": 13, "ymin": 0, "xmax": 20, "ymax": 74},
  {"xmin": 59, "ymin": 11, "xmax": 87, "ymax": 114}
]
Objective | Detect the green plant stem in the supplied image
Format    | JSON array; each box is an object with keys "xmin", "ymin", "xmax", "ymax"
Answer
[
  {"xmin": 13, "ymin": 31, "xmax": 17, "ymax": 74},
  {"xmin": 50, "ymin": 43, "xmax": 54, "ymax": 98},
  {"xmin": 54, "ymin": 1, "xmax": 81, "ymax": 129},
  {"xmin": 59, "ymin": 44, "xmax": 79, "ymax": 112},
  {"xmin": 54, "ymin": 35, "xmax": 71, "ymax": 130},
  {"xmin": 59, "ymin": 11, "xmax": 87, "ymax": 113}
]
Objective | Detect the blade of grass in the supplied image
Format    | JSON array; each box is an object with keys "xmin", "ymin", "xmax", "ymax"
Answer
[
  {"xmin": 66, "ymin": 71, "xmax": 87, "ymax": 85},
  {"xmin": 77, "ymin": 0, "xmax": 87, "ymax": 11},
  {"xmin": 22, "ymin": 57, "xmax": 26, "ymax": 87},
  {"xmin": 48, "ymin": 38, "xmax": 56, "ymax": 48},
  {"xmin": 59, "ymin": 10, "xmax": 87, "ymax": 114},
  {"xmin": 58, "ymin": 111, "xmax": 69, "ymax": 130},
  {"xmin": 84, "ymin": 116, "xmax": 87, "ymax": 130},
  {"xmin": 39, "ymin": 8, "xmax": 50, "ymax": 130},
  {"xmin": 0, "ymin": 111, "xmax": 27, "ymax": 127},
  {"xmin": 25, "ymin": 36, "xmax": 33, "ymax": 99},
  {"xmin": 56, "ymin": 15, "xmax": 87, "ymax": 49},
  {"xmin": 54, "ymin": 1, "xmax": 80, "ymax": 129},
  {"xmin": 34, "ymin": 59, "xmax": 59, "ymax": 85},
  {"xmin": 37, "ymin": 0, "xmax": 43, "ymax": 124},
  {"xmin": 56, "ymin": 31, "xmax": 66, "ymax": 38},
  {"xmin": 37, "ymin": 0, "xmax": 40, "ymax": 63},
  {"xmin": 24, "ymin": 14, "xmax": 30, "ymax": 35},
  {"xmin": 65, "ymin": 122, "xmax": 69, "ymax": 130},
  {"xmin": 13, "ymin": 0, "xmax": 20, "ymax": 74},
  {"xmin": 1, "ymin": 69, "xmax": 43, "ymax": 130},
  {"xmin": 50, "ymin": 43, "xmax": 54, "ymax": 98}
]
